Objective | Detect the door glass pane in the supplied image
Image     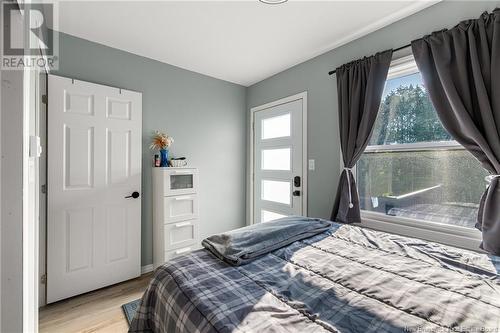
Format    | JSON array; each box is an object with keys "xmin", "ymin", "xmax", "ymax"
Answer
[
  {"xmin": 262, "ymin": 113, "xmax": 290, "ymax": 139},
  {"xmin": 262, "ymin": 148, "xmax": 291, "ymax": 170},
  {"xmin": 261, "ymin": 180, "xmax": 290, "ymax": 204},
  {"xmin": 170, "ymin": 174, "xmax": 193, "ymax": 190},
  {"xmin": 261, "ymin": 210, "xmax": 287, "ymax": 223}
]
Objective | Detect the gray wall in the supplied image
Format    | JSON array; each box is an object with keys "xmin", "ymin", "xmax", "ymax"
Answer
[
  {"xmin": 246, "ymin": 0, "xmax": 500, "ymax": 220},
  {"xmin": 1, "ymin": 8, "xmax": 25, "ymax": 332},
  {"xmin": 52, "ymin": 32, "xmax": 247, "ymax": 266},
  {"xmin": 1, "ymin": 70, "xmax": 24, "ymax": 333}
]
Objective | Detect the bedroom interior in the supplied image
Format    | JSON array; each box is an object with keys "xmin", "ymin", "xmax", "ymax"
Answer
[{"xmin": 1, "ymin": 0, "xmax": 499, "ymax": 332}]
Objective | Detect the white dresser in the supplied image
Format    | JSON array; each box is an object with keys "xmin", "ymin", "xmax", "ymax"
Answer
[{"xmin": 152, "ymin": 167, "xmax": 199, "ymax": 268}]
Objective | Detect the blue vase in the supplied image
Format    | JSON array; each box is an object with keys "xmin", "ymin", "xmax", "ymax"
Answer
[{"xmin": 160, "ymin": 149, "xmax": 169, "ymax": 167}]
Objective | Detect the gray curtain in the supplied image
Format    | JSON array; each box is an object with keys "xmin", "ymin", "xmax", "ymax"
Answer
[
  {"xmin": 411, "ymin": 9, "xmax": 500, "ymax": 255},
  {"xmin": 331, "ymin": 50, "xmax": 393, "ymax": 223}
]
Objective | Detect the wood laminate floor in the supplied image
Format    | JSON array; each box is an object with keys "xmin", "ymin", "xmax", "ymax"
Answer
[{"xmin": 39, "ymin": 273, "xmax": 151, "ymax": 333}]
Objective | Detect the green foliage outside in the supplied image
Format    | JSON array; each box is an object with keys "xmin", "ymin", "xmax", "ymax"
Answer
[{"xmin": 370, "ymin": 84, "xmax": 451, "ymax": 145}]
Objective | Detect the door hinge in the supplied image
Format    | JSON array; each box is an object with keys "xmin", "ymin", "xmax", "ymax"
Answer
[
  {"xmin": 41, "ymin": 94, "xmax": 48, "ymax": 104},
  {"xmin": 41, "ymin": 184, "xmax": 47, "ymax": 194},
  {"xmin": 40, "ymin": 274, "xmax": 47, "ymax": 284}
]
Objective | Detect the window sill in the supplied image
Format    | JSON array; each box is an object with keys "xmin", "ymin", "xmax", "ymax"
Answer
[{"xmin": 356, "ymin": 211, "xmax": 483, "ymax": 253}]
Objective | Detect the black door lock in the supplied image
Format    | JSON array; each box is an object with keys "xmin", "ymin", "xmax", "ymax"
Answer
[
  {"xmin": 293, "ymin": 190, "xmax": 301, "ymax": 197},
  {"xmin": 294, "ymin": 176, "xmax": 301, "ymax": 187},
  {"xmin": 125, "ymin": 191, "xmax": 140, "ymax": 199}
]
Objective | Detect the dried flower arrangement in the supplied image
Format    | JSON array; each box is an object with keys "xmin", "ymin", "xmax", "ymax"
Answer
[{"xmin": 150, "ymin": 130, "xmax": 174, "ymax": 150}]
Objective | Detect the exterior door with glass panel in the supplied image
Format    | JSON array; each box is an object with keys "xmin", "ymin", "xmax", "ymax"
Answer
[{"xmin": 253, "ymin": 98, "xmax": 304, "ymax": 224}]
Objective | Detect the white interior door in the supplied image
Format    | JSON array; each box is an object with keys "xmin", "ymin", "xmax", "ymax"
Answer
[
  {"xmin": 253, "ymin": 95, "xmax": 306, "ymax": 224},
  {"xmin": 47, "ymin": 75, "xmax": 142, "ymax": 303}
]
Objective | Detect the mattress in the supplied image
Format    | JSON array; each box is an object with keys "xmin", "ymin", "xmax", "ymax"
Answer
[{"xmin": 130, "ymin": 223, "xmax": 500, "ymax": 333}]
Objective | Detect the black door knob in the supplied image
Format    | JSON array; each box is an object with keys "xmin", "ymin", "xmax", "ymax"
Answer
[
  {"xmin": 292, "ymin": 190, "xmax": 301, "ymax": 197},
  {"xmin": 125, "ymin": 191, "xmax": 140, "ymax": 199}
]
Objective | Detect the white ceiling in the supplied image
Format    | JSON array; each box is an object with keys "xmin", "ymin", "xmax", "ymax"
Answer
[{"xmin": 51, "ymin": 1, "xmax": 438, "ymax": 86}]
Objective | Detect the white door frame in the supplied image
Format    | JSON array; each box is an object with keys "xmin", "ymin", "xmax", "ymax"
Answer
[
  {"xmin": 6, "ymin": 4, "xmax": 48, "ymax": 331},
  {"xmin": 23, "ymin": 67, "xmax": 41, "ymax": 333},
  {"xmin": 249, "ymin": 92, "xmax": 308, "ymax": 225}
]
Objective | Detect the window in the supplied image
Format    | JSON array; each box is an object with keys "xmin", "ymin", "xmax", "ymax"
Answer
[{"xmin": 357, "ymin": 56, "xmax": 488, "ymax": 231}]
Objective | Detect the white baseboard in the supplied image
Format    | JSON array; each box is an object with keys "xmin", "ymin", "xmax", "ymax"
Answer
[{"xmin": 141, "ymin": 264, "xmax": 154, "ymax": 275}]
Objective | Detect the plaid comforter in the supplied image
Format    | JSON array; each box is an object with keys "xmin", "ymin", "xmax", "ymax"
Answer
[{"xmin": 130, "ymin": 223, "xmax": 500, "ymax": 333}]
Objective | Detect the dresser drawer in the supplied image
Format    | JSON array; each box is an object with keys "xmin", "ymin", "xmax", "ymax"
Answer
[
  {"xmin": 164, "ymin": 220, "xmax": 197, "ymax": 250},
  {"xmin": 164, "ymin": 245, "xmax": 195, "ymax": 262},
  {"xmin": 162, "ymin": 168, "xmax": 198, "ymax": 196},
  {"xmin": 163, "ymin": 194, "xmax": 198, "ymax": 223}
]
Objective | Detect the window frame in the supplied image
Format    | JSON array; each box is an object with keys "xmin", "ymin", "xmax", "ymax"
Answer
[{"xmin": 355, "ymin": 55, "xmax": 482, "ymax": 252}]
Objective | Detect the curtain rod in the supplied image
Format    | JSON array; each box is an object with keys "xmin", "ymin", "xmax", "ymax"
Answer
[{"xmin": 328, "ymin": 43, "xmax": 411, "ymax": 76}]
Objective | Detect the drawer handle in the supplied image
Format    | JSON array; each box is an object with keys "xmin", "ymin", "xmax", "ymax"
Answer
[
  {"xmin": 175, "ymin": 196, "xmax": 192, "ymax": 201},
  {"xmin": 175, "ymin": 247, "xmax": 191, "ymax": 255},
  {"xmin": 174, "ymin": 221, "xmax": 192, "ymax": 228},
  {"xmin": 172, "ymin": 170, "xmax": 192, "ymax": 174}
]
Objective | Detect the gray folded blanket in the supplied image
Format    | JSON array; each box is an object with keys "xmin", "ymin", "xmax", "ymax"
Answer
[{"xmin": 201, "ymin": 216, "xmax": 332, "ymax": 266}]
